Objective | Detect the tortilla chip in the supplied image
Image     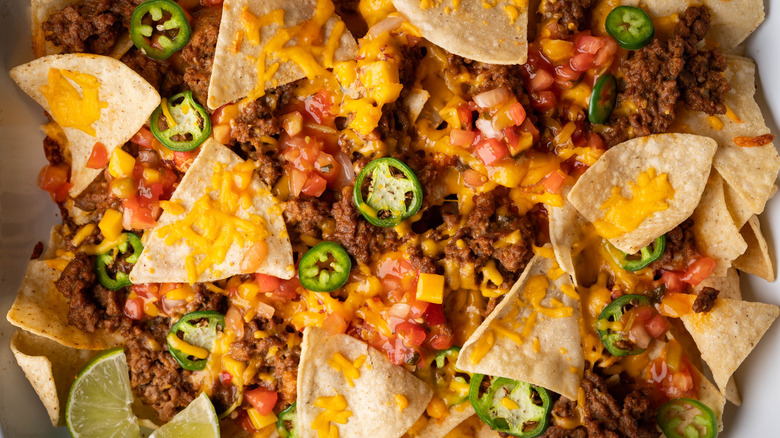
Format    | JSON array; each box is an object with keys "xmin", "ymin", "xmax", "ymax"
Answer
[
  {"xmin": 567, "ymin": 134, "xmax": 716, "ymax": 254},
  {"xmin": 392, "ymin": 0, "xmax": 528, "ymax": 65},
  {"xmin": 676, "ymin": 55, "xmax": 780, "ymax": 217},
  {"xmin": 681, "ymin": 298, "xmax": 779, "ymax": 393},
  {"xmin": 733, "ymin": 215, "xmax": 775, "ymax": 282},
  {"xmin": 7, "ymin": 260, "xmax": 125, "ymax": 349},
  {"xmin": 695, "ymin": 268, "xmax": 741, "ymax": 301},
  {"xmin": 207, "ymin": 0, "xmax": 358, "ymax": 109},
  {"xmin": 691, "ymin": 172, "xmax": 747, "ymax": 276},
  {"xmin": 407, "ymin": 404, "xmax": 475, "ymax": 438},
  {"xmin": 724, "ymin": 376, "xmax": 742, "ymax": 406},
  {"xmin": 722, "ymin": 173, "xmax": 755, "ymax": 230},
  {"xmin": 404, "ymin": 88, "xmax": 430, "ymax": 125},
  {"xmin": 10, "ymin": 330, "xmax": 93, "ymax": 426},
  {"xmin": 621, "ymin": 0, "xmax": 764, "ymax": 52},
  {"xmin": 548, "ymin": 197, "xmax": 585, "ymax": 286},
  {"xmin": 297, "ymin": 327, "xmax": 433, "ymax": 438},
  {"xmin": 10, "ymin": 54, "xmax": 160, "ymax": 196},
  {"xmin": 130, "ymin": 140, "xmax": 294, "ymax": 283},
  {"xmin": 456, "ymin": 255, "xmax": 583, "ymax": 400}
]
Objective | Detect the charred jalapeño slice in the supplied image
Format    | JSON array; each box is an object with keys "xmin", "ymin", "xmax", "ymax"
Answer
[
  {"xmin": 596, "ymin": 294, "xmax": 652, "ymax": 356},
  {"xmin": 620, "ymin": 235, "xmax": 666, "ymax": 271},
  {"xmin": 605, "ymin": 6, "xmax": 655, "ymax": 50},
  {"xmin": 150, "ymin": 91, "xmax": 212, "ymax": 151},
  {"xmin": 95, "ymin": 233, "xmax": 143, "ymax": 290},
  {"xmin": 276, "ymin": 402, "xmax": 298, "ymax": 438},
  {"xmin": 588, "ymin": 74, "xmax": 618, "ymax": 125},
  {"xmin": 130, "ymin": 0, "xmax": 192, "ymax": 60},
  {"xmin": 432, "ymin": 347, "xmax": 470, "ymax": 406},
  {"xmin": 469, "ymin": 374, "xmax": 551, "ymax": 437},
  {"xmin": 167, "ymin": 311, "xmax": 225, "ymax": 371},
  {"xmin": 298, "ymin": 241, "xmax": 351, "ymax": 292},
  {"xmin": 657, "ymin": 398, "xmax": 717, "ymax": 438},
  {"xmin": 353, "ymin": 157, "xmax": 423, "ymax": 227}
]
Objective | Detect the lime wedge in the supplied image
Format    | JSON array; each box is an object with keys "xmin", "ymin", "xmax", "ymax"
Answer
[
  {"xmin": 150, "ymin": 392, "xmax": 219, "ymax": 438},
  {"xmin": 66, "ymin": 347, "xmax": 140, "ymax": 438}
]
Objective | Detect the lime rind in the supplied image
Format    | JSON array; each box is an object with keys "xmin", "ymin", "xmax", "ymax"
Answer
[
  {"xmin": 150, "ymin": 392, "xmax": 219, "ymax": 438},
  {"xmin": 66, "ymin": 347, "xmax": 140, "ymax": 438}
]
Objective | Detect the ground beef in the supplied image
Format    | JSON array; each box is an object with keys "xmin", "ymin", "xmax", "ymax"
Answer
[
  {"xmin": 180, "ymin": 7, "xmax": 222, "ymax": 106},
  {"xmin": 120, "ymin": 48, "xmax": 183, "ymax": 95},
  {"xmin": 284, "ymin": 194, "xmax": 332, "ymax": 237},
  {"xmin": 331, "ymin": 185, "xmax": 401, "ymax": 264},
  {"xmin": 407, "ymin": 244, "xmax": 439, "ymax": 274},
  {"xmin": 184, "ymin": 284, "xmax": 228, "ymax": 314},
  {"xmin": 447, "ymin": 54, "xmax": 527, "ymax": 97},
  {"xmin": 647, "ymin": 219, "xmax": 701, "ymax": 272},
  {"xmin": 693, "ymin": 287, "xmax": 720, "ymax": 313},
  {"xmin": 542, "ymin": 371, "xmax": 661, "ymax": 438},
  {"xmin": 123, "ymin": 319, "xmax": 197, "ymax": 422},
  {"xmin": 73, "ymin": 174, "xmax": 121, "ymax": 214},
  {"xmin": 42, "ymin": 0, "xmax": 123, "ymax": 55},
  {"xmin": 43, "ymin": 136, "xmax": 65, "ymax": 165},
  {"xmin": 255, "ymin": 152, "xmax": 282, "ymax": 187},
  {"xmin": 539, "ymin": 0, "xmax": 598, "ymax": 39},
  {"xmin": 599, "ymin": 116, "xmax": 631, "ymax": 148},
  {"xmin": 620, "ymin": 6, "xmax": 728, "ymax": 137},
  {"xmin": 232, "ymin": 83, "xmax": 297, "ymax": 147},
  {"xmin": 54, "ymin": 253, "xmax": 128, "ymax": 333},
  {"xmin": 30, "ymin": 242, "xmax": 44, "ymax": 259}
]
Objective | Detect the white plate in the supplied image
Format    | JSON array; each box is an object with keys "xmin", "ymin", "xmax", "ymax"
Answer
[{"xmin": 0, "ymin": 1, "xmax": 778, "ymax": 437}]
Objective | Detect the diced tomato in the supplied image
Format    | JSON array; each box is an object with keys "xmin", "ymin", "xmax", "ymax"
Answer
[
  {"xmin": 304, "ymin": 90, "xmax": 334, "ymax": 124},
  {"xmin": 396, "ymin": 321, "xmax": 426, "ymax": 347},
  {"xmin": 124, "ymin": 298, "xmax": 145, "ymax": 320},
  {"xmin": 645, "ymin": 314, "xmax": 669, "ymax": 338},
  {"xmin": 570, "ymin": 53, "xmax": 596, "ymax": 72},
  {"xmin": 508, "ymin": 102, "xmax": 527, "ymax": 126},
  {"xmin": 245, "ymin": 388, "xmax": 278, "ymax": 416},
  {"xmin": 219, "ymin": 371, "xmax": 232, "ymax": 386},
  {"xmin": 528, "ymin": 68, "xmax": 554, "ymax": 92},
  {"xmin": 130, "ymin": 127, "xmax": 156, "ymax": 149},
  {"xmin": 531, "ymin": 91, "xmax": 557, "ymax": 112},
  {"xmin": 575, "ymin": 34, "xmax": 606, "ymax": 54},
  {"xmin": 422, "ymin": 303, "xmax": 446, "ymax": 326},
  {"xmin": 131, "ymin": 283, "xmax": 161, "ymax": 300},
  {"xmin": 450, "ymin": 129, "xmax": 477, "ymax": 148},
  {"xmin": 680, "ymin": 257, "xmax": 717, "ymax": 286},
  {"xmin": 430, "ymin": 332, "xmax": 454, "ymax": 350},
  {"xmin": 237, "ymin": 411, "xmax": 257, "ymax": 433},
  {"xmin": 173, "ymin": 149, "xmax": 199, "ymax": 172},
  {"xmin": 376, "ymin": 254, "xmax": 416, "ymax": 293},
  {"xmin": 38, "ymin": 164, "xmax": 71, "ymax": 202},
  {"xmin": 322, "ymin": 312, "xmax": 348, "ymax": 335},
  {"xmin": 86, "ymin": 143, "xmax": 109, "ymax": 169},
  {"xmin": 542, "ymin": 170, "xmax": 566, "ymax": 194},
  {"xmin": 255, "ymin": 273, "xmax": 282, "ymax": 293},
  {"xmin": 474, "ymin": 138, "xmax": 509, "ymax": 166},
  {"xmin": 314, "ymin": 153, "xmax": 342, "ymax": 185},
  {"xmin": 270, "ymin": 277, "xmax": 302, "ymax": 302},
  {"xmin": 519, "ymin": 117, "xmax": 540, "ymax": 143},
  {"xmin": 554, "ymin": 63, "xmax": 582, "ymax": 87},
  {"xmin": 457, "ymin": 104, "xmax": 473, "ymax": 128},
  {"xmin": 289, "ymin": 169, "xmax": 308, "ymax": 197},
  {"xmin": 648, "ymin": 358, "xmax": 696, "ymax": 399},
  {"xmin": 594, "ymin": 37, "xmax": 618, "ymax": 68},
  {"xmin": 301, "ymin": 173, "xmax": 327, "ymax": 197},
  {"xmin": 586, "ymin": 132, "xmax": 606, "ymax": 150},
  {"xmin": 122, "ymin": 196, "xmax": 158, "ymax": 230},
  {"xmin": 661, "ymin": 270, "xmax": 686, "ymax": 292}
]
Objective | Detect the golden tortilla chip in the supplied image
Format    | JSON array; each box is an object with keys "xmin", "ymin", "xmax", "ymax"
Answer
[
  {"xmin": 130, "ymin": 139, "xmax": 295, "ymax": 284},
  {"xmin": 722, "ymin": 174, "xmax": 754, "ymax": 230},
  {"xmin": 680, "ymin": 298, "xmax": 779, "ymax": 394},
  {"xmin": 733, "ymin": 215, "xmax": 775, "ymax": 282},
  {"xmin": 724, "ymin": 376, "xmax": 741, "ymax": 406},
  {"xmin": 548, "ymin": 197, "xmax": 585, "ymax": 286},
  {"xmin": 207, "ymin": 0, "xmax": 358, "ymax": 109},
  {"xmin": 10, "ymin": 330, "xmax": 93, "ymax": 426},
  {"xmin": 297, "ymin": 327, "xmax": 433, "ymax": 438},
  {"xmin": 691, "ymin": 172, "xmax": 747, "ymax": 277},
  {"xmin": 621, "ymin": 0, "xmax": 764, "ymax": 52},
  {"xmin": 456, "ymin": 255, "xmax": 583, "ymax": 400},
  {"xmin": 695, "ymin": 268, "xmax": 741, "ymax": 301},
  {"xmin": 407, "ymin": 405, "xmax": 475, "ymax": 438},
  {"xmin": 676, "ymin": 55, "xmax": 780, "ymax": 217},
  {"xmin": 392, "ymin": 0, "xmax": 528, "ymax": 65},
  {"xmin": 10, "ymin": 54, "xmax": 160, "ymax": 196},
  {"xmin": 567, "ymin": 134, "xmax": 716, "ymax": 254},
  {"xmin": 7, "ymin": 260, "xmax": 125, "ymax": 349}
]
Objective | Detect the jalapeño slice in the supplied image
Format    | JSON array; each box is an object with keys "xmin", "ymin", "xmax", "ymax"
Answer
[
  {"xmin": 596, "ymin": 294, "xmax": 651, "ymax": 357},
  {"xmin": 605, "ymin": 6, "xmax": 655, "ymax": 50},
  {"xmin": 298, "ymin": 241, "xmax": 351, "ymax": 292},
  {"xmin": 150, "ymin": 91, "xmax": 212, "ymax": 151},
  {"xmin": 469, "ymin": 374, "xmax": 551, "ymax": 437},
  {"xmin": 353, "ymin": 157, "xmax": 423, "ymax": 227},
  {"xmin": 130, "ymin": 0, "xmax": 192, "ymax": 60},
  {"xmin": 588, "ymin": 74, "xmax": 618, "ymax": 125},
  {"xmin": 166, "ymin": 311, "xmax": 225, "ymax": 371},
  {"xmin": 276, "ymin": 402, "xmax": 298, "ymax": 438},
  {"xmin": 620, "ymin": 235, "xmax": 666, "ymax": 271},
  {"xmin": 432, "ymin": 347, "xmax": 470, "ymax": 406},
  {"xmin": 95, "ymin": 233, "xmax": 143, "ymax": 290},
  {"xmin": 657, "ymin": 398, "xmax": 717, "ymax": 438}
]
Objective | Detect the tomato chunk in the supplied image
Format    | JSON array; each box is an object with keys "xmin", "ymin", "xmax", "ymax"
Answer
[
  {"xmin": 244, "ymin": 388, "xmax": 278, "ymax": 416},
  {"xmin": 474, "ymin": 138, "xmax": 509, "ymax": 166}
]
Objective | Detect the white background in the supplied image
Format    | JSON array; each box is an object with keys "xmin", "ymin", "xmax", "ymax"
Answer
[{"xmin": 0, "ymin": 0, "xmax": 778, "ymax": 436}]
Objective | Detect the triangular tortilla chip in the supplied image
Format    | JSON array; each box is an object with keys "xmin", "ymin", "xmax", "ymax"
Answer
[
  {"xmin": 10, "ymin": 54, "xmax": 160, "ymax": 196},
  {"xmin": 681, "ymin": 298, "xmax": 779, "ymax": 393},
  {"xmin": 695, "ymin": 268, "xmax": 741, "ymax": 301},
  {"xmin": 567, "ymin": 134, "xmax": 716, "ymax": 254},
  {"xmin": 392, "ymin": 0, "xmax": 528, "ymax": 65},
  {"xmin": 722, "ymin": 172, "xmax": 754, "ymax": 230},
  {"xmin": 6, "ymin": 260, "xmax": 124, "ymax": 350},
  {"xmin": 297, "ymin": 327, "xmax": 433, "ymax": 438},
  {"xmin": 733, "ymin": 215, "xmax": 775, "ymax": 282},
  {"xmin": 691, "ymin": 172, "xmax": 747, "ymax": 276},
  {"xmin": 724, "ymin": 375, "xmax": 742, "ymax": 406},
  {"xmin": 621, "ymin": 0, "xmax": 764, "ymax": 52},
  {"xmin": 10, "ymin": 330, "xmax": 94, "ymax": 426},
  {"xmin": 407, "ymin": 404, "xmax": 475, "ymax": 438},
  {"xmin": 207, "ymin": 0, "xmax": 358, "ymax": 109},
  {"xmin": 456, "ymin": 255, "xmax": 584, "ymax": 400},
  {"xmin": 676, "ymin": 55, "xmax": 780, "ymax": 217},
  {"xmin": 548, "ymin": 197, "xmax": 585, "ymax": 286},
  {"xmin": 130, "ymin": 139, "xmax": 295, "ymax": 283}
]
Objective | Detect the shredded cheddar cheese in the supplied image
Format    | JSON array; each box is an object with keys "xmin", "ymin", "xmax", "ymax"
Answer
[
  {"xmin": 39, "ymin": 68, "xmax": 107, "ymax": 136},
  {"xmin": 312, "ymin": 394, "xmax": 352, "ymax": 438}
]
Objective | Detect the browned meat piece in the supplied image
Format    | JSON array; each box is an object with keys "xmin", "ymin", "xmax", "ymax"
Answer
[
  {"xmin": 447, "ymin": 53, "xmax": 528, "ymax": 97},
  {"xmin": 73, "ymin": 174, "xmax": 121, "ymax": 215},
  {"xmin": 539, "ymin": 0, "xmax": 598, "ymax": 39},
  {"xmin": 120, "ymin": 48, "xmax": 184, "ymax": 95},
  {"xmin": 42, "ymin": 0, "xmax": 122, "ymax": 55},
  {"xmin": 43, "ymin": 136, "xmax": 65, "ymax": 165},
  {"xmin": 331, "ymin": 185, "xmax": 401, "ymax": 264},
  {"xmin": 284, "ymin": 194, "xmax": 332, "ymax": 237},
  {"xmin": 232, "ymin": 84, "xmax": 297, "ymax": 147},
  {"xmin": 180, "ymin": 7, "xmax": 222, "ymax": 106},
  {"xmin": 407, "ymin": 244, "xmax": 439, "ymax": 274},
  {"xmin": 693, "ymin": 287, "xmax": 720, "ymax": 313},
  {"xmin": 647, "ymin": 219, "xmax": 702, "ymax": 272}
]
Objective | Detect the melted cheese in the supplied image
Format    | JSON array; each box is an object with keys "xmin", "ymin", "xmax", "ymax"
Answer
[
  {"xmin": 40, "ymin": 68, "xmax": 107, "ymax": 136},
  {"xmin": 312, "ymin": 394, "xmax": 352, "ymax": 438},
  {"xmin": 327, "ymin": 353, "xmax": 364, "ymax": 387}
]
